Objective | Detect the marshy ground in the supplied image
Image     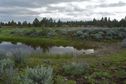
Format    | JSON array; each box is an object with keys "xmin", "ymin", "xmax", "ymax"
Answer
[{"xmin": 0, "ymin": 27, "xmax": 126, "ymax": 84}]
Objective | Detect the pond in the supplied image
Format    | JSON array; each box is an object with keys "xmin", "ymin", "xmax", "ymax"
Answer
[{"xmin": 0, "ymin": 41, "xmax": 95, "ymax": 56}]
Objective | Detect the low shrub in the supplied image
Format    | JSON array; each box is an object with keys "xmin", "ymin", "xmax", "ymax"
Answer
[
  {"xmin": 72, "ymin": 28, "xmax": 126, "ymax": 40},
  {"xmin": 94, "ymin": 33, "xmax": 103, "ymax": 40},
  {"xmin": 0, "ymin": 50, "xmax": 7, "ymax": 60},
  {"xmin": 11, "ymin": 28, "xmax": 126, "ymax": 40},
  {"xmin": 0, "ymin": 59, "xmax": 15, "ymax": 84},
  {"xmin": 10, "ymin": 49, "xmax": 27, "ymax": 66},
  {"xmin": 121, "ymin": 39, "xmax": 126, "ymax": 48},
  {"xmin": 91, "ymin": 71, "xmax": 112, "ymax": 79},
  {"xmin": 18, "ymin": 65, "xmax": 53, "ymax": 84},
  {"xmin": 86, "ymin": 71, "xmax": 112, "ymax": 84},
  {"xmin": 115, "ymin": 69, "xmax": 126, "ymax": 79},
  {"xmin": 55, "ymin": 75, "xmax": 76, "ymax": 84},
  {"xmin": 63, "ymin": 63, "xmax": 90, "ymax": 76}
]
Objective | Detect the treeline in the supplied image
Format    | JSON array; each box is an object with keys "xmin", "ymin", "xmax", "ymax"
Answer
[{"xmin": 0, "ymin": 17, "xmax": 126, "ymax": 27}]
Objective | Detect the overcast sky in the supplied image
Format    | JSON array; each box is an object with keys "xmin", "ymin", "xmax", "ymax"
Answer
[{"xmin": 0, "ymin": 0, "xmax": 126, "ymax": 22}]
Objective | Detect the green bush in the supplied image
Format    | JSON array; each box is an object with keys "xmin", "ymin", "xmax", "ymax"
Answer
[
  {"xmin": 55, "ymin": 75, "xmax": 76, "ymax": 84},
  {"xmin": 18, "ymin": 65, "xmax": 53, "ymax": 84},
  {"xmin": 115, "ymin": 69, "xmax": 126, "ymax": 79},
  {"xmin": 0, "ymin": 59, "xmax": 14, "ymax": 76},
  {"xmin": 11, "ymin": 28, "xmax": 126, "ymax": 40},
  {"xmin": 94, "ymin": 33, "xmax": 103, "ymax": 40},
  {"xmin": 86, "ymin": 71, "xmax": 112, "ymax": 84},
  {"xmin": 0, "ymin": 59, "xmax": 15, "ymax": 84},
  {"xmin": 47, "ymin": 31, "xmax": 57, "ymax": 37},
  {"xmin": 63, "ymin": 63, "xmax": 90, "ymax": 76},
  {"xmin": 121, "ymin": 39, "xmax": 126, "ymax": 48},
  {"xmin": 91, "ymin": 71, "xmax": 112, "ymax": 79},
  {"xmin": 55, "ymin": 75, "xmax": 67, "ymax": 84},
  {"xmin": 72, "ymin": 28, "xmax": 126, "ymax": 40},
  {"xmin": 0, "ymin": 51, "xmax": 7, "ymax": 60},
  {"xmin": 10, "ymin": 49, "xmax": 27, "ymax": 66}
]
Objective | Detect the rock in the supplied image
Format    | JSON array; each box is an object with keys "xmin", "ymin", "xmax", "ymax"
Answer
[{"xmin": 84, "ymin": 49, "xmax": 94, "ymax": 54}]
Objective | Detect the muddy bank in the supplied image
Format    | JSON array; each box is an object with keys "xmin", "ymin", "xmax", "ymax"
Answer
[{"xmin": 94, "ymin": 42, "xmax": 122, "ymax": 56}]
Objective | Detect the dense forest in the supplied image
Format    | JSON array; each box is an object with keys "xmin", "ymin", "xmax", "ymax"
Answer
[{"xmin": 0, "ymin": 17, "xmax": 126, "ymax": 27}]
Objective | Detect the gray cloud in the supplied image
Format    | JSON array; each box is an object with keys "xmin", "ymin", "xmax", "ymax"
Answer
[
  {"xmin": 0, "ymin": 0, "xmax": 83, "ymax": 21},
  {"xmin": 98, "ymin": 1, "xmax": 126, "ymax": 8},
  {"xmin": 66, "ymin": 11, "xmax": 115, "ymax": 17},
  {"xmin": 0, "ymin": 0, "xmax": 82, "ymax": 8},
  {"xmin": 0, "ymin": 0, "xmax": 126, "ymax": 21},
  {"xmin": 0, "ymin": 15, "xmax": 39, "ymax": 22},
  {"xmin": 87, "ymin": 1, "xmax": 126, "ymax": 8},
  {"xmin": 0, "ymin": 7, "xmax": 40, "ymax": 16}
]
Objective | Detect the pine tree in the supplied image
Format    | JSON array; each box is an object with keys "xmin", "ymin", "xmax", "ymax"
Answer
[{"xmin": 33, "ymin": 18, "xmax": 40, "ymax": 27}]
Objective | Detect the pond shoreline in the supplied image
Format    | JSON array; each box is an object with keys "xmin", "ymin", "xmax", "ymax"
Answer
[
  {"xmin": 0, "ymin": 41, "xmax": 96, "ymax": 56},
  {"xmin": 0, "ymin": 38, "xmax": 122, "ymax": 56}
]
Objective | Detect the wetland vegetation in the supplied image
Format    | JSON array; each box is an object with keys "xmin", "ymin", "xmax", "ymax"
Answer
[
  {"xmin": 0, "ymin": 15, "xmax": 126, "ymax": 84},
  {"xmin": 0, "ymin": 26, "xmax": 125, "ymax": 84},
  {"xmin": 1, "ymin": 0, "xmax": 126, "ymax": 83}
]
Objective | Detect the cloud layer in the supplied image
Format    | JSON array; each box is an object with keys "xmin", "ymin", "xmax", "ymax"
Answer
[{"xmin": 0, "ymin": 0, "xmax": 126, "ymax": 22}]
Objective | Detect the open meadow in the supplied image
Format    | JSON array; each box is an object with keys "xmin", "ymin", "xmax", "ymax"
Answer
[{"xmin": 0, "ymin": 27, "xmax": 126, "ymax": 84}]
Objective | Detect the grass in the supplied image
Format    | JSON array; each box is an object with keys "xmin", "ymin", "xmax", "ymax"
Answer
[
  {"xmin": 0, "ymin": 28, "xmax": 102, "ymax": 49},
  {"xmin": 26, "ymin": 49, "xmax": 126, "ymax": 66},
  {"xmin": 0, "ymin": 27, "xmax": 125, "ymax": 83},
  {"xmin": 16, "ymin": 49, "xmax": 125, "ymax": 84},
  {"xmin": 0, "ymin": 27, "xmax": 120, "ymax": 49}
]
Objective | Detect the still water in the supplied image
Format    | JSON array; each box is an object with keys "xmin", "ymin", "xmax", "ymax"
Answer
[{"xmin": 0, "ymin": 41, "xmax": 94, "ymax": 56}]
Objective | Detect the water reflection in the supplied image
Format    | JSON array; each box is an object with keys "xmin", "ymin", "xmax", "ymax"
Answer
[{"xmin": 0, "ymin": 41, "xmax": 94, "ymax": 56}]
